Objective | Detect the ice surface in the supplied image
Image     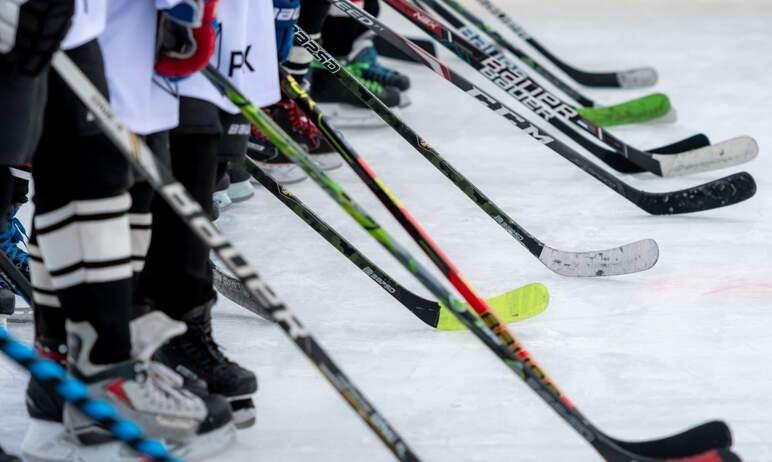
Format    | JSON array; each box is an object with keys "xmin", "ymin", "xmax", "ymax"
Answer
[{"xmin": 2, "ymin": 0, "xmax": 772, "ymax": 460}]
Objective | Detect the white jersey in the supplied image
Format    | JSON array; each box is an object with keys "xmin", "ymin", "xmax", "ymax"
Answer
[
  {"xmin": 98, "ymin": 0, "xmax": 183, "ymax": 135},
  {"xmin": 61, "ymin": 0, "xmax": 107, "ymax": 50},
  {"xmin": 177, "ymin": 0, "xmax": 280, "ymax": 113}
]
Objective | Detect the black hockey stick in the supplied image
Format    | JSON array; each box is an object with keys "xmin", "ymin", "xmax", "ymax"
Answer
[
  {"xmin": 214, "ymin": 157, "xmax": 547, "ymax": 329},
  {"xmin": 374, "ymin": 35, "xmax": 437, "ymax": 62},
  {"xmin": 398, "ymin": 0, "xmax": 758, "ymax": 177},
  {"xmin": 427, "ymin": 0, "xmax": 630, "ymax": 109},
  {"xmin": 294, "ymin": 26, "xmax": 658, "ymax": 276},
  {"xmin": 472, "ymin": 0, "xmax": 657, "ymax": 88},
  {"xmin": 51, "ymin": 52, "xmax": 420, "ymax": 462},
  {"xmin": 330, "ymin": 1, "xmax": 756, "ymax": 215},
  {"xmin": 207, "ymin": 37, "xmax": 740, "ymax": 462}
]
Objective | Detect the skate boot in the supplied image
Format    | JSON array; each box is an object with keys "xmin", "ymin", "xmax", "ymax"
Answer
[
  {"xmin": 0, "ymin": 204, "xmax": 31, "ymax": 321},
  {"xmin": 21, "ymin": 312, "xmax": 235, "ymax": 462},
  {"xmin": 0, "ymin": 279, "xmax": 14, "ymax": 328},
  {"xmin": 348, "ymin": 34, "xmax": 411, "ymax": 92},
  {"xmin": 226, "ymin": 162, "xmax": 255, "ymax": 202},
  {"xmin": 247, "ymin": 127, "xmax": 308, "ymax": 185},
  {"xmin": 310, "ymin": 62, "xmax": 403, "ymax": 128},
  {"xmin": 213, "ymin": 171, "xmax": 233, "ymax": 212},
  {"xmin": 264, "ymin": 100, "xmax": 342, "ymax": 171},
  {"xmin": 155, "ymin": 298, "xmax": 258, "ymax": 429}
]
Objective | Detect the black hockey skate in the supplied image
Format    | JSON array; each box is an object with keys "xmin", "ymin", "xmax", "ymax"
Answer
[
  {"xmin": 21, "ymin": 312, "xmax": 236, "ymax": 462},
  {"xmin": 155, "ymin": 298, "xmax": 258, "ymax": 429},
  {"xmin": 247, "ymin": 127, "xmax": 308, "ymax": 185},
  {"xmin": 310, "ymin": 63, "xmax": 403, "ymax": 128}
]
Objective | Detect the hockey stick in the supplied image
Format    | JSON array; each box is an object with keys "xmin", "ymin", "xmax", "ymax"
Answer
[
  {"xmin": 472, "ymin": 0, "xmax": 657, "ymax": 89},
  {"xmin": 0, "ymin": 327, "xmax": 179, "ymax": 462},
  {"xmin": 429, "ymin": 0, "xmax": 671, "ymax": 126},
  {"xmin": 395, "ymin": 0, "xmax": 758, "ymax": 177},
  {"xmin": 204, "ymin": 48, "xmax": 740, "ymax": 462},
  {"xmin": 216, "ymin": 163, "xmax": 549, "ymax": 330},
  {"xmin": 295, "ymin": 27, "xmax": 659, "ymax": 276},
  {"xmin": 51, "ymin": 52, "xmax": 420, "ymax": 462},
  {"xmin": 330, "ymin": 1, "xmax": 756, "ymax": 214}
]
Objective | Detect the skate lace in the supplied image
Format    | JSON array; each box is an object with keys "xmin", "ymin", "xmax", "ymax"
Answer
[
  {"xmin": 0, "ymin": 204, "xmax": 29, "ymax": 272},
  {"xmin": 143, "ymin": 362, "xmax": 201, "ymax": 412},
  {"xmin": 344, "ymin": 62, "xmax": 385, "ymax": 94},
  {"xmin": 278, "ymin": 100, "xmax": 321, "ymax": 150},
  {"xmin": 181, "ymin": 319, "xmax": 231, "ymax": 369}
]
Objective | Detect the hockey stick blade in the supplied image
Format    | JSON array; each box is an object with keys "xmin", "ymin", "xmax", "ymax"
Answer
[
  {"xmin": 651, "ymin": 134, "xmax": 710, "ymax": 155},
  {"xmin": 616, "ymin": 67, "xmax": 659, "ymax": 89},
  {"xmin": 632, "ymin": 172, "xmax": 756, "ymax": 215},
  {"xmin": 215, "ymin": 261, "xmax": 548, "ymax": 331},
  {"xmin": 471, "ymin": 0, "xmax": 659, "ymax": 89},
  {"xmin": 612, "ymin": 420, "xmax": 732, "ymax": 460},
  {"xmin": 652, "ymin": 136, "xmax": 759, "ymax": 177},
  {"xmin": 599, "ymin": 134, "xmax": 712, "ymax": 174},
  {"xmin": 539, "ymin": 238, "xmax": 658, "ymax": 277}
]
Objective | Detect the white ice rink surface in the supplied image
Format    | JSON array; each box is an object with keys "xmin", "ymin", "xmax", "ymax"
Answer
[{"xmin": 2, "ymin": 0, "xmax": 772, "ymax": 460}]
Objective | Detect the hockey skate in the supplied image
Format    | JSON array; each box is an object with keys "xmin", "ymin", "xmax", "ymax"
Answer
[
  {"xmin": 213, "ymin": 172, "xmax": 233, "ymax": 212},
  {"xmin": 247, "ymin": 127, "xmax": 308, "ymax": 185},
  {"xmin": 264, "ymin": 99, "xmax": 343, "ymax": 171},
  {"xmin": 155, "ymin": 298, "xmax": 258, "ymax": 429},
  {"xmin": 348, "ymin": 33, "xmax": 411, "ymax": 92},
  {"xmin": 226, "ymin": 162, "xmax": 255, "ymax": 202},
  {"xmin": 0, "ymin": 204, "xmax": 32, "ymax": 323},
  {"xmin": 21, "ymin": 311, "xmax": 236, "ymax": 462},
  {"xmin": 310, "ymin": 62, "xmax": 403, "ymax": 128}
]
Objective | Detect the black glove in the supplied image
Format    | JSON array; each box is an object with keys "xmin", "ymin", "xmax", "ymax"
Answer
[{"xmin": 0, "ymin": 0, "xmax": 75, "ymax": 76}]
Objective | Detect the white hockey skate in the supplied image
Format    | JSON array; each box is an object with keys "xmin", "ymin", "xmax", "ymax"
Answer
[{"xmin": 21, "ymin": 311, "xmax": 236, "ymax": 462}]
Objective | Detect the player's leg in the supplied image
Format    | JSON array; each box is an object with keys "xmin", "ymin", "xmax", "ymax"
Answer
[
  {"xmin": 140, "ymin": 97, "xmax": 259, "ymax": 429},
  {"xmin": 23, "ymin": 41, "xmax": 233, "ymax": 461}
]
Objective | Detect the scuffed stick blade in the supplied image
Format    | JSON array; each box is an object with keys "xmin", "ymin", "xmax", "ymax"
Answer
[
  {"xmin": 653, "ymin": 136, "xmax": 759, "ymax": 177},
  {"xmin": 538, "ymin": 239, "xmax": 659, "ymax": 277},
  {"xmin": 634, "ymin": 172, "xmax": 756, "ymax": 215},
  {"xmin": 212, "ymin": 262, "xmax": 272, "ymax": 321}
]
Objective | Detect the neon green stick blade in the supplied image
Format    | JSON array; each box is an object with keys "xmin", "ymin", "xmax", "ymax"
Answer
[
  {"xmin": 436, "ymin": 283, "xmax": 549, "ymax": 331},
  {"xmin": 577, "ymin": 93, "xmax": 672, "ymax": 127}
]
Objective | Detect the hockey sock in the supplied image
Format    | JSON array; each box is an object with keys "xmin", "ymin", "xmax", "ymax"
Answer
[{"xmin": 282, "ymin": 0, "xmax": 331, "ymax": 82}]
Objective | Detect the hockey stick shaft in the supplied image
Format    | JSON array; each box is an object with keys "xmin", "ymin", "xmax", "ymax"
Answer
[
  {"xmin": 429, "ymin": 0, "xmax": 595, "ymax": 106},
  {"xmin": 471, "ymin": 0, "xmax": 657, "ymax": 88},
  {"xmin": 51, "ymin": 52, "xmax": 419, "ymax": 462},
  {"xmin": 0, "ymin": 326, "xmax": 179, "ymax": 462}
]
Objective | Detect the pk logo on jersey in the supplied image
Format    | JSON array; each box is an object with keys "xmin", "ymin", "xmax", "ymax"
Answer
[{"xmin": 229, "ymin": 45, "xmax": 255, "ymax": 76}]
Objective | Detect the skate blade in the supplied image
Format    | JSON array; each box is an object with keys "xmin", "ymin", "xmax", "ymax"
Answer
[
  {"xmin": 22, "ymin": 419, "xmax": 237, "ymax": 462},
  {"xmin": 8, "ymin": 305, "xmax": 33, "ymax": 323}
]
